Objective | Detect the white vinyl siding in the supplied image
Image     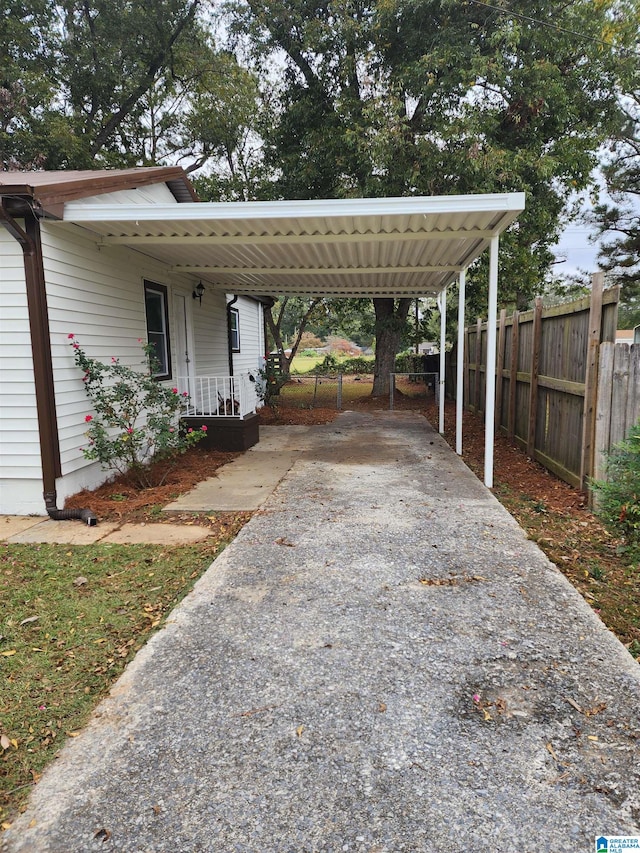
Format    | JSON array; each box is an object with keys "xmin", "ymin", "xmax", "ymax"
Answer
[
  {"xmin": 41, "ymin": 222, "xmax": 193, "ymax": 482},
  {"xmin": 0, "ymin": 227, "xmax": 42, "ymax": 513},
  {"xmin": 190, "ymin": 288, "xmax": 230, "ymax": 375},
  {"xmin": 231, "ymin": 297, "xmax": 264, "ymax": 376}
]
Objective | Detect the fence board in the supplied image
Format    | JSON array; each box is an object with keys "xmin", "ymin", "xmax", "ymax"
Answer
[
  {"xmin": 624, "ymin": 344, "xmax": 640, "ymax": 433},
  {"xmin": 593, "ymin": 342, "xmax": 615, "ymax": 484},
  {"xmin": 610, "ymin": 344, "xmax": 631, "ymax": 447}
]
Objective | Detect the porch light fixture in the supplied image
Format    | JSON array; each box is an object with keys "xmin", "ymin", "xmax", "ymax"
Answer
[{"xmin": 192, "ymin": 281, "xmax": 205, "ymax": 305}]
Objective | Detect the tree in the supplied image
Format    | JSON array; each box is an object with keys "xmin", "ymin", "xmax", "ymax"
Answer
[
  {"xmin": 2, "ymin": 0, "xmax": 261, "ymax": 174},
  {"xmin": 227, "ymin": 0, "xmax": 626, "ymax": 392},
  {"xmin": 593, "ymin": 49, "xmax": 640, "ymax": 328},
  {"xmin": 0, "ymin": 0, "xmax": 60, "ymax": 168},
  {"xmin": 264, "ymin": 297, "xmax": 326, "ymax": 375}
]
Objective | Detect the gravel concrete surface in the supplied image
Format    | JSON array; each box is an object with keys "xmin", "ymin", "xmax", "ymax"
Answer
[{"xmin": 3, "ymin": 411, "xmax": 639, "ymax": 853}]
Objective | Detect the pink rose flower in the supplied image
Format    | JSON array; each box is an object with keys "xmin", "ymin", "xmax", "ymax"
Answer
[
  {"xmin": 85, "ymin": 415, "xmax": 93, "ymax": 423},
  {"xmin": 171, "ymin": 388, "xmax": 178, "ymax": 394},
  {"xmin": 201, "ymin": 425, "xmax": 207, "ymax": 431},
  {"xmin": 67, "ymin": 333, "xmax": 74, "ymax": 340}
]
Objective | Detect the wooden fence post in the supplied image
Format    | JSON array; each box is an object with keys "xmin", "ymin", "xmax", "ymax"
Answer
[
  {"xmin": 527, "ymin": 298, "xmax": 543, "ymax": 457},
  {"xmin": 508, "ymin": 310, "xmax": 519, "ymax": 439},
  {"xmin": 463, "ymin": 325, "xmax": 470, "ymax": 412},
  {"xmin": 495, "ymin": 308, "xmax": 506, "ymax": 431},
  {"xmin": 594, "ymin": 341, "xmax": 614, "ymax": 484},
  {"xmin": 474, "ymin": 318, "xmax": 483, "ymax": 412},
  {"xmin": 580, "ymin": 271, "xmax": 604, "ymax": 491}
]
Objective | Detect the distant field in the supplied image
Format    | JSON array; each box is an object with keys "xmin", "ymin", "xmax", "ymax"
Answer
[
  {"xmin": 290, "ymin": 353, "xmax": 324, "ymax": 373},
  {"xmin": 290, "ymin": 353, "xmax": 375, "ymax": 374}
]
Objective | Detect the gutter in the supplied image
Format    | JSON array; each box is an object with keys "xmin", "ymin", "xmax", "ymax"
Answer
[{"xmin": 0, "ymin": 200, "xmax": 96, "ymax": 524}]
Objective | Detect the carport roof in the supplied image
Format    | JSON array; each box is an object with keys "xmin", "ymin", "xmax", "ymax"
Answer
[{"xmin": 61, "ymin": 192, "xmax": 525, "ymax": 298}]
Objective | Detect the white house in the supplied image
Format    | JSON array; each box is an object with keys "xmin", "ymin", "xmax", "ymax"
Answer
[{"xmin": 0, "ymin": 168, "xmax": 266, "ymax": 517}]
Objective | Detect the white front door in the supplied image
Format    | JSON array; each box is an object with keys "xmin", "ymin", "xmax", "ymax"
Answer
[{"xmin": 173, "ymin": 293, "xmax": 194, "ymax": 396}]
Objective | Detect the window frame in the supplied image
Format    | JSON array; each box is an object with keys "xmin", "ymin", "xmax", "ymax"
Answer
[
  {"xmin": 229, "ymin": 306, "xmax": 241, "ymax": 353},
  {"xmin": 144, "ymin": 280, "xmax": 172, "ymax": 380}
]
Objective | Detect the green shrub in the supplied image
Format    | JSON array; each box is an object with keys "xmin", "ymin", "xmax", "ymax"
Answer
[
  {"xmin": 313, "ymin": 353, "xmax": 340, "ymax": 374},
  {"xmin": 592, "ymin": 420, "xmax": 640, "ymax": 557},
  {"xmin": 338, "ymin": 356, "xmax": 375, "ymax": 374},
  {"xmin": 395, "ymin": 352, "xmax": 425, "ymax": 374}
]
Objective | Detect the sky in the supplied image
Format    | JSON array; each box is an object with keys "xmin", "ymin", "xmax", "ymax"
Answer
[{"xmin": 552, "ymin": 223, "xmax": 601, "ymax": 279}]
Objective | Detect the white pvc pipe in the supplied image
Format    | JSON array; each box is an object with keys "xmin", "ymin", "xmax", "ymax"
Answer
[
  {"xmin": 456, "ymin": 269, "xmax": 466, "ymax": 455},
  {"xmin": 484, "ymin": 235, "xmax": 499, "ymax": 488},
  {"xmin": 438, "ymin": 287, "xmax": 447, "ymax": 434}
]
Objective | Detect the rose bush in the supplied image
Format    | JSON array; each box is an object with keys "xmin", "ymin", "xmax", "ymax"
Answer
[{"xmin": 69, "ymin": 336, "xmax": 206, "ymax": 488}]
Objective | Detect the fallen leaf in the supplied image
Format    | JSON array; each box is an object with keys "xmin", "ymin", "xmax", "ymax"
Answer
[
  {"xmin": 1, "ymin": 649, "xmax": 16, "ymax": 657},
  {"xmin": 94, "ymin": 828, "xmax": 111, "ymax": 843},
  {"xmin": 1, "ymin": 822, "xmax": 11, "ymax": 831},
  {"xmin": 275, "ymin": 537, "xmax": 295, "ymax": 547},
  {"xmin": 66, "ymin": 731, "xmax": 80, "ymax": 738},
  {"xmin": 584, "ymin": 702, "xmax": 607, "ymax": 717},
  {"xmin": 296, "ymin": 725, "xmax": 305, "ymax": 737},
  {"xmin": 152, "ymin": 805, "xmax": 161, "ymax": 815},
  {"xmin": 378, "ymin": 702, "xmax": 387, "ymax": 713},
  {"xmin": 546, "ymin": 742, "xmax": 559, "ymax": 761},
  {"xmin": 1, "ymin": 734, "xmax": 10, "ymax": 750},
  {"xmin": 73, "ymin": 576, "xmax": 88, "ymax": 587},
  {"xmin": 20, "ymin": 616, "xmax": 39, "ymax": 626}
]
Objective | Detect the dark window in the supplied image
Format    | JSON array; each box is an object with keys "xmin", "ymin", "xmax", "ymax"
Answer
[
  {"xmin": 230, "ymin": 307, "xmax": 240, "ymax": 352},
  {"xmin": 144, "ymin": 281, "xmax": 171, "ymax": 379}
]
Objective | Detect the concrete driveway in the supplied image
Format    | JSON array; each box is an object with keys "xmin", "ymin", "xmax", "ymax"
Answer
[{"xmin": 3, "ymin": 411, "xmax": 639, "ymax": 853}]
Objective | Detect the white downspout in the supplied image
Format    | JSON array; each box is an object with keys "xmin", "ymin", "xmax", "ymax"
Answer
[
  {"xmin": 484, "ymin": 235, "xmax": 499, "ymax": 488},
  {"xmin": 438, "ymin": 286, "xmax": 447, "ymax": 434},
  {"xmin": 456, "ymin": 269, "xmax": 466, "ymax": 456}
]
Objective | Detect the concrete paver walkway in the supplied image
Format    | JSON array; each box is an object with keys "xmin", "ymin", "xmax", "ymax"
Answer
[{"xmin": 3, "ymin": 411, "xmax": 639, "ymax": 852}]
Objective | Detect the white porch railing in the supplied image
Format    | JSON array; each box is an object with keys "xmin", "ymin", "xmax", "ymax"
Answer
[{"xmin": 176, "ymin": 374, "xmax": 257, "ymax": 419}]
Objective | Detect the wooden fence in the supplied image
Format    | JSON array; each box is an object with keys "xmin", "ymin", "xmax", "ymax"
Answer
[{"xmin": 465, "ymin": 275, "xmax": 627, "ymax": 491}]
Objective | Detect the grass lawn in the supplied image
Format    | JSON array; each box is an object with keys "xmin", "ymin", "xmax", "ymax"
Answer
[
  {"xmin": 290, "ymin": 352, "xmax": 324, "ymax": 373},
  {"xmin": 0, "ymin": 531, "xmax": 244, "ymax": 827}
]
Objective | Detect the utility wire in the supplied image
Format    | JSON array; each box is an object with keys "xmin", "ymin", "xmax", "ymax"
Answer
[{"xmin": 466, "ymin": 0, "xmax": 640, "ymax": 58}]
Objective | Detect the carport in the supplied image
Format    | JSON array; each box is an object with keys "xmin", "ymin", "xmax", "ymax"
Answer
[{"xmin": 61, "ymin": 191, "xmax": 526, "ymax": 487}]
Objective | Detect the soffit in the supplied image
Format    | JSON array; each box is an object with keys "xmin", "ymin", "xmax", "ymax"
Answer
[{"xmin": 60, "ymin": 193, "xmax": 526, "ymax": 298}]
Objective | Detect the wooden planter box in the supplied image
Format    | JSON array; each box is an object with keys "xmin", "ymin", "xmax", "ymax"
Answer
[{"xmin": 180, "ymin": 413, "xmax": 259, "ymax": 452}]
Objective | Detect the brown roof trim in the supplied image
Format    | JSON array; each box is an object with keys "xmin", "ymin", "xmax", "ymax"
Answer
[{"xmin": 0, "ymin": 167, "xmax": 198, "ymax": 217}]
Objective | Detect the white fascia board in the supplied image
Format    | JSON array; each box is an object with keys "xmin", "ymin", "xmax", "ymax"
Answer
[{"xmin": 63, "ymin": 193, "xmax": 526, "ymax": 225}]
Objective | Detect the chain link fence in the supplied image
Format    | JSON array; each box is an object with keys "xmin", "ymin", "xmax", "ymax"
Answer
[{"xmin": 278, "ymin": 372, "xmax": 437, "ymax": 411}]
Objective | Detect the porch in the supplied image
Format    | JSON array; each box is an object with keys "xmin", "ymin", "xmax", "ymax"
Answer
[{"xmin": 177, "ymin": 373, "xmax": 261, "ymax": 451}]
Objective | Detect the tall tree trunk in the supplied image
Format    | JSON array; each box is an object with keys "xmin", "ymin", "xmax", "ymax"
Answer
[{"xmin": 372, "ymin": 298, "xmax": 412, "ymax": 396}]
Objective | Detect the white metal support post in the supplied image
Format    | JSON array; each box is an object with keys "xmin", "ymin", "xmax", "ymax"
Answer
[
  {"xmin": 438, "ymin": 286, "xmax": 447, "ymax": 434},
  {"xmin": 456, "ymin": 269, "xmax": 466, "ymax": 456},
  {"xmin": 484, "ymin": 235, "xmax": 499, "ymax": 488}
]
